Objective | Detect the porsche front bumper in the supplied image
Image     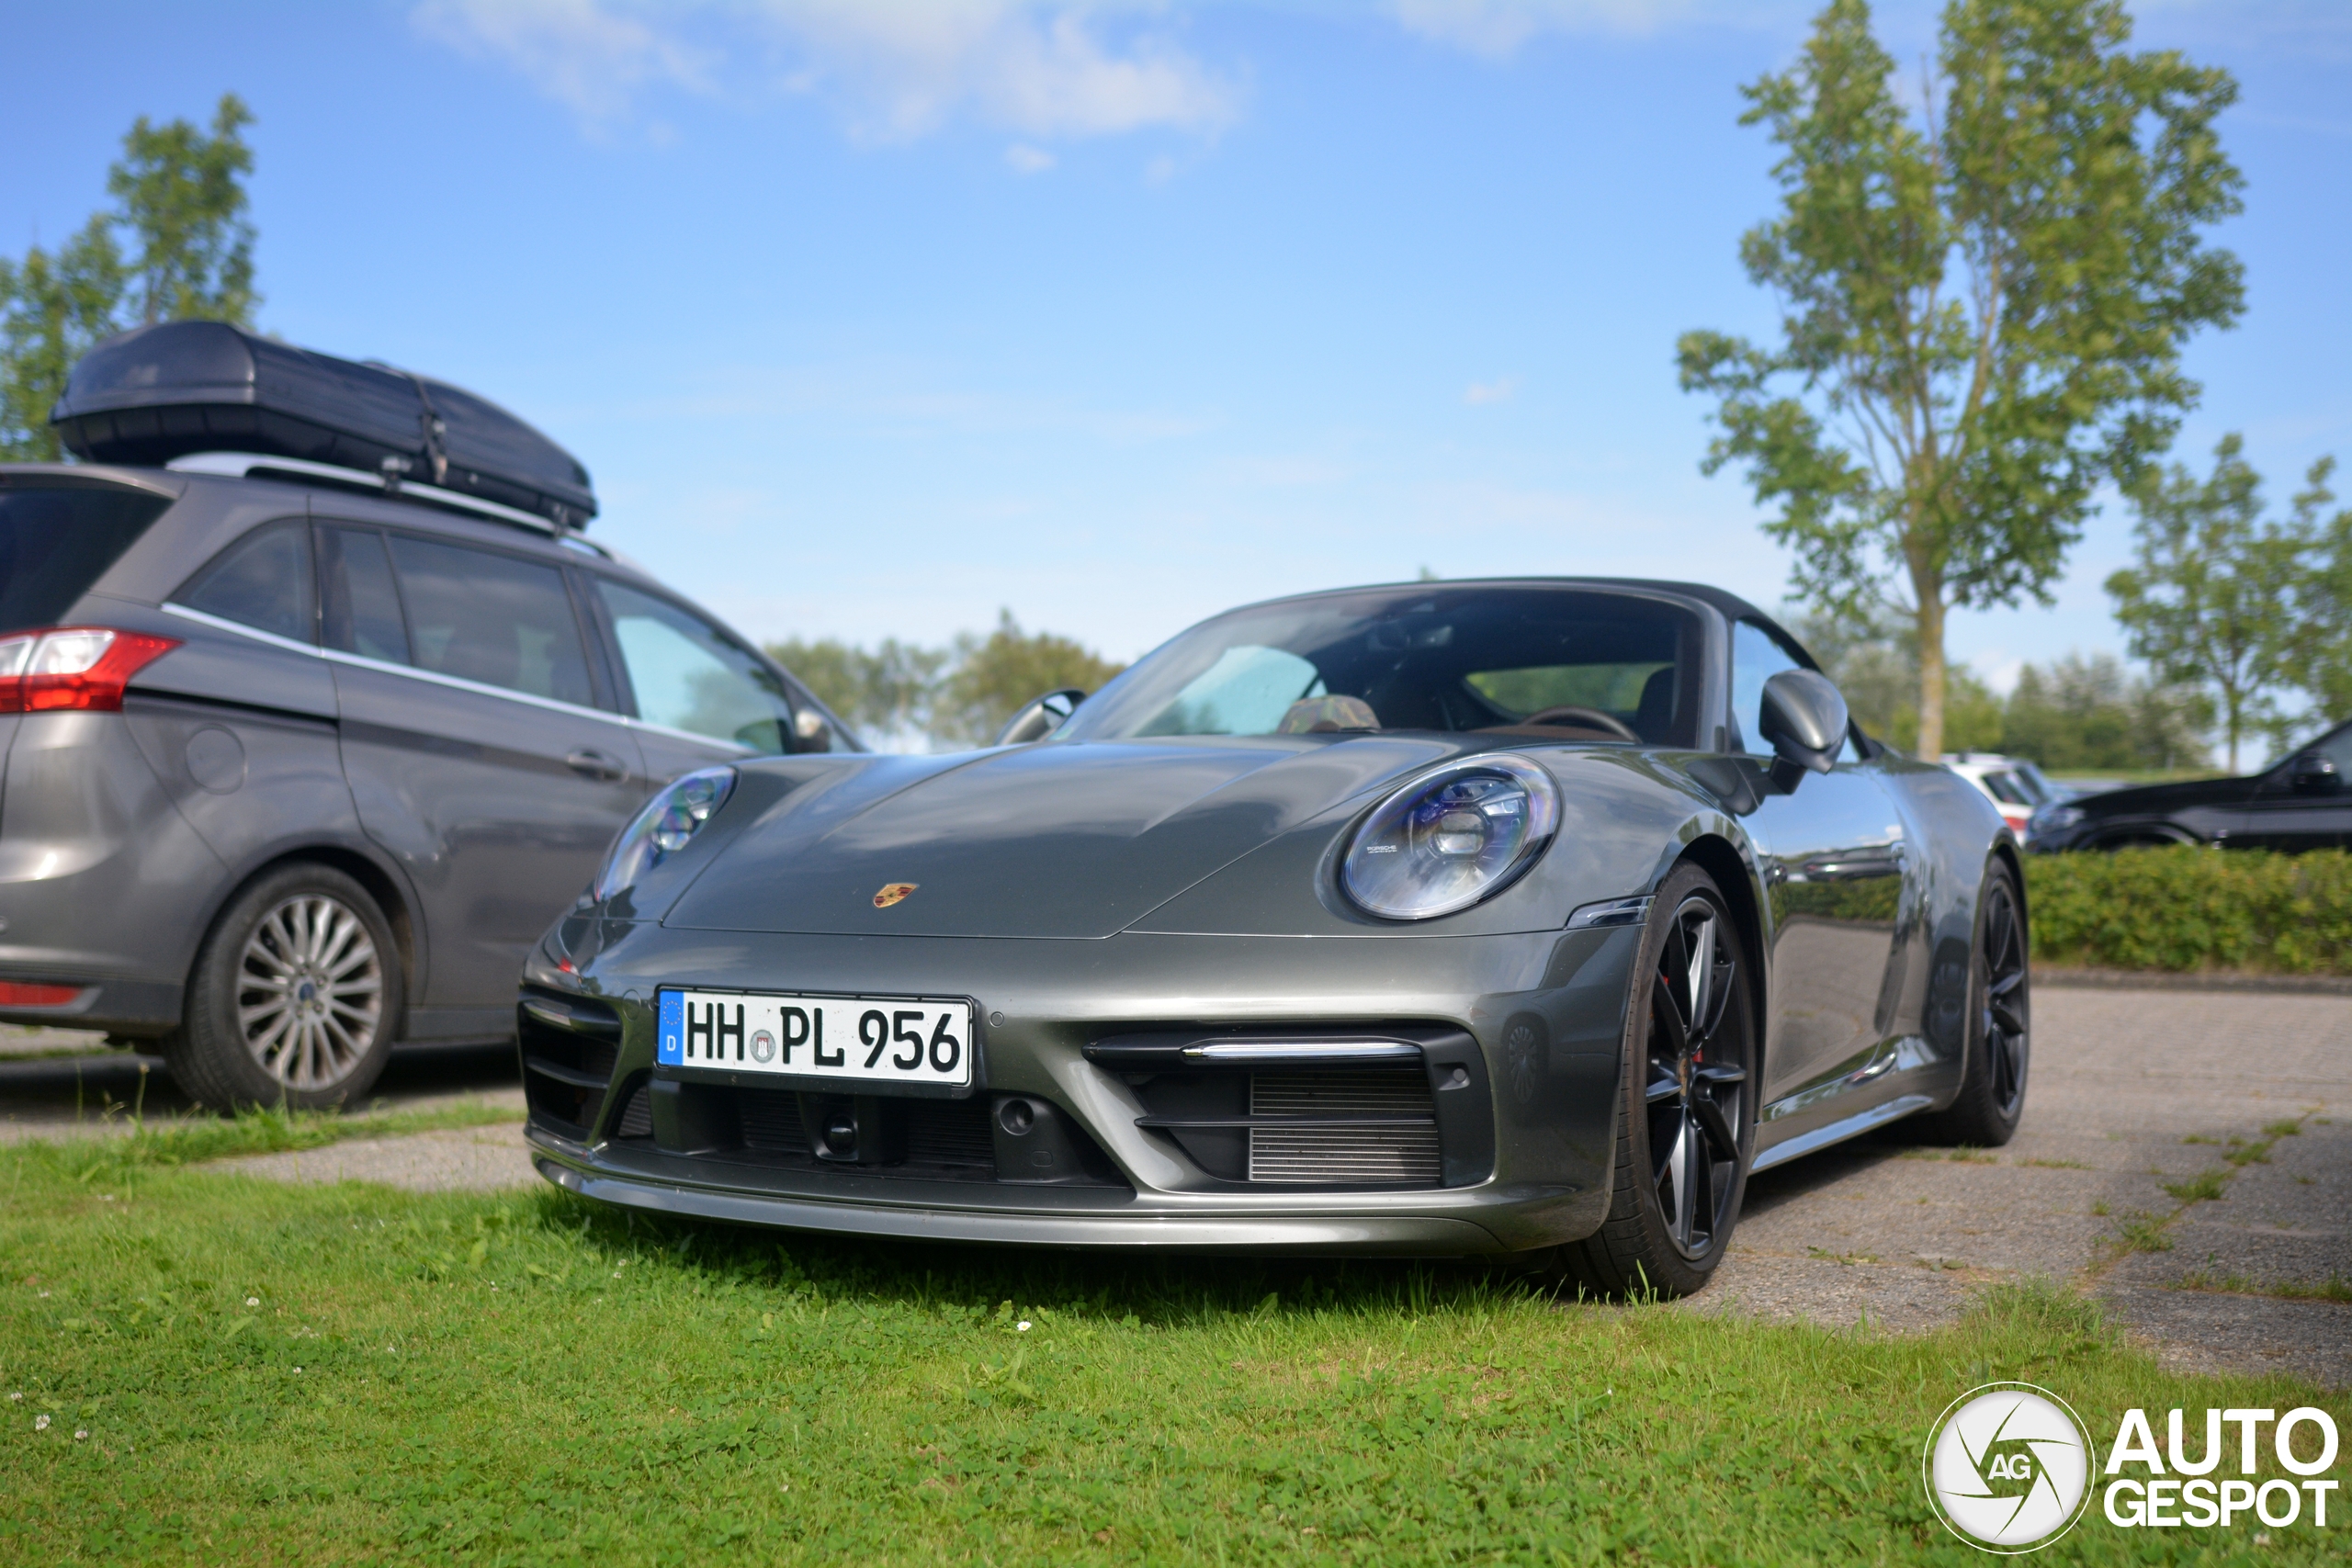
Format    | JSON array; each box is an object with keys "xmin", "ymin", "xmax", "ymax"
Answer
[{"xmin": 520, "ymin": 918, "xmax": 1643, "ymax": 1257}]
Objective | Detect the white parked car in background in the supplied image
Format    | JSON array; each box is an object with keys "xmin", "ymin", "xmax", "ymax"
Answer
[{"xmin": 1940, "ymin": 752, "xmax": 2072, "ymax": 833}]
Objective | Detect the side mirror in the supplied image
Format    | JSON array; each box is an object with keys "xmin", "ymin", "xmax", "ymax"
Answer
[
  {"xmin": 1759, "ymin": 669, "xmax": 1849, "ymax": 789},
  {"xmin": 994, "ymin": 688, "xmax": 1087, "ymax": 747},
  {"xmin": 791, "ymin": 708, "xmax": 831, "ymax": 754},
  {"xmin": 2290, "ymin": 755, "xmax": 2343, "ymax": 795}
]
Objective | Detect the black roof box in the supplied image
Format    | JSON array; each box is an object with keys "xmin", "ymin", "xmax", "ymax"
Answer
[{"xmin": 51, "ymin": 321, "xmax": 596, "ymax": 528}]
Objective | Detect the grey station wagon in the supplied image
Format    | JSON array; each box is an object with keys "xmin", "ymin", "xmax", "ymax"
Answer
[{"xmin": 0, "ymin": 451, "xmax": 854, "ymax": 1108}]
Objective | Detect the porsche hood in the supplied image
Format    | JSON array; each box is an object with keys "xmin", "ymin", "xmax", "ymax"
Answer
[{"xmin": 662, "ymin": 736, "xmax": 1460, "ymax": 940}]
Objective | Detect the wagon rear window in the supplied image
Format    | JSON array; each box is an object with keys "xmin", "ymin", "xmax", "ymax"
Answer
[{"xmin": 0, "ymin": 483, "xmax": 171, "ymax": 633}]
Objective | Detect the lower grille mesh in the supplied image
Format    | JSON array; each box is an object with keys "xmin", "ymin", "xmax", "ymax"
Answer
[
  {"xmin": 737, "ymin": 1089, "xmax": 812, "ymax": 1156},
  {"xmin": 614, "ymin": 1080, "xmax": 652, "ymax": 1138},
  {"xmin": 906, "ymin": 1099, "xmax": 996, "ymax": 1169},
  {"xmin": 1247, "ymin": 1070, "xmax": 1441, "ymax": 1185}
]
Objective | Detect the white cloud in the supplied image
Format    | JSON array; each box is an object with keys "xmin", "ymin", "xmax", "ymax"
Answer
[
  {"xmin": 761, "ymin": 2, "xmax": 1241, "ymax": 141},
  {"xmin": 417, "ymin": 1, "xmax": 1240, "ymax": 141},
  {"xmin": 413, "ymin": 0, "xmax": 714, "ymax": 125},
  {"xmin": 1464, "ymin": 376, "xmax": 1517, "ymax": 405},
  {"xmin": 1389, "ymin": 0, "xmax": 1745, "ymax": 58},
  {"xmin": 1005, "ymin": 142, "xmax": 1057, "ymax": 173}
]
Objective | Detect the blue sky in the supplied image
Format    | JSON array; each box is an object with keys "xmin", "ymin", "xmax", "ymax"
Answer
[{"xmin": 9, "ymin": 1, "xmax": 2349, "ymax": 719}]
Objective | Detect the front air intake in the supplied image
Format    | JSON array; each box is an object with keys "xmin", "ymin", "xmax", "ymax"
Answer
[
  {"xmin": 1088, "ymin": 1021, "xmax": 1494, "ymax": 1189},
  {"xmin": 1245, "ymin": 1070, "xmax": 1442, "ymax": 1184}
]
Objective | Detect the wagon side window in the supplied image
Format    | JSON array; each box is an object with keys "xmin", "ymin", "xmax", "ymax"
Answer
[
  {"xmin": 594, "ymin": 579, "xmax": 796, "ymax": 753},
  {"xmin": 175, "ymin": 519, "xmax": 315, "ymax": 644},
  {"xmin": 385, "ymin": 535, "xmax": 596, "ymax": 707},
  {"xmin": 320, "ymin": 525, "xmax": 411, "ymax": 665}
]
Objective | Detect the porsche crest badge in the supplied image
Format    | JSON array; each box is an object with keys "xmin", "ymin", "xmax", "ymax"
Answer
[{"xmin": 872, "ymin": 883, "xmax": 918, "ymax": 908}]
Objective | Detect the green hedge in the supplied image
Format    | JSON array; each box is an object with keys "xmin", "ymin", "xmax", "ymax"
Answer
[{"xmin": 2023, "ymin": 845, "xmax": 2352, "ymax": 975}]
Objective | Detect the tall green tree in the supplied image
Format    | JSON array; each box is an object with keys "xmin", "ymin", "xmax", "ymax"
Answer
[
  {"xmin": 1783, "ymin": 604, "xmax": 2005, "ymax": 752},
  {"xmin": 0, "ymin": 94, "xmax": 257, "ymax": 460},
  {"xmin": 2287, "ymin": 457, "xmax": 2352, "ymax": 728},
  {"xmin": 768, "ymin": 614, "xmax": 1124, "ymax": 751},
  {"xmin": 764, "ymin": 636, "xmax": 948, "ymax": 743},
  {"xmin": 2106, "ymin": 434, "xmax": 2312, "ymax": 772},
  {"xmin": 2000, "ymin": 650, "xmax": 2209, "ymax": 773},
  {"xmin": 1679, "ymin": 0, "xmax": 2244, "ymax": 758},
  {"xmin": 109, "ymin": 95, "xmax": 259, "ymax": 328},
  {"xmin": 0, "ymin": 219, "xmax": 125, "ymax": 460},
  {"xmin": 933, "ymin": 611, "xmax": 1126, "ymax": 748}
]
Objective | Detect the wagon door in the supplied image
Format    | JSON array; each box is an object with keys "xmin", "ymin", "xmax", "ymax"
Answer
[{"xmin": 323, "ymin": 525, "xmax": 644, "ymax": 1028}]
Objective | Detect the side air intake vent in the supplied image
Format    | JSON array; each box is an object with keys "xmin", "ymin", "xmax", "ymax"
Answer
[
  {"xmin": 517, "ymin": 988, "xmax": 624, "ymax": 1136},
  {"xmin": 1246, "ymin": 1070, "xmax": 1442, "ymax": 1184}
]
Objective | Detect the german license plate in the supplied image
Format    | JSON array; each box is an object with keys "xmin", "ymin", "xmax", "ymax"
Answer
[{"xmin": 656, "ymin": 989, "xmax": 974, "ymax": 1088}]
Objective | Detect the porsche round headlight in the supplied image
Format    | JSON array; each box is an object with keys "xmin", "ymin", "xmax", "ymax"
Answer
[
  {"xmin": 1340, "ymin": 755, "xmax": 1560, "ymax": 920},
  {"xmin": 594, "ymin": 766, "xmax": 736, "ymax": 901}
]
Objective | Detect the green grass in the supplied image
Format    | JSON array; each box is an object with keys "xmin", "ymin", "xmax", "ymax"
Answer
[
  {"xmin": 2175, "ymin": 1269, "xmax": 2352, "ymax": 1303},
  {"xmin": 3, "ymin": 1148, "xmax": 2345, "ymax": 1564},
  {"xmin": 2160, "ymin": 1168, "xmax": 2230, "ymax": 1204},
  {"xmin": 30, "ymin": 1100, "xmax": 521, "ymax": 1191},
  {"xmin": 2110, "ymin": 1210, "xmax": 2177, "ymax": 1254}
]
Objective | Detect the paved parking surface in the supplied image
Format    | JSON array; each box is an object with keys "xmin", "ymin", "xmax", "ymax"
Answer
[
  {"xmin": 6, "ymin": 985, "xmax": 2346, "ymax": 1384},
  {"xmin": 0, "ymin": 1029, "xmax": 525, "ymax": 1142},
  {"xmin": 1703, "ymin": 985, "xmax": 2351, "ymax": 1387}
]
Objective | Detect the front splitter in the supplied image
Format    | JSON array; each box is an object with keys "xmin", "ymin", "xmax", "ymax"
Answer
[{"xmin": 530, "ymin": 1148, "xmax": 1511, "ymax": 1255}]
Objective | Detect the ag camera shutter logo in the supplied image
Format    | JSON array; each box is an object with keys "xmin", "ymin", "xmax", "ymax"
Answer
[{"xmin": 1924, "ymin": 1383, "xmax": 2097, "ymax": 1552}]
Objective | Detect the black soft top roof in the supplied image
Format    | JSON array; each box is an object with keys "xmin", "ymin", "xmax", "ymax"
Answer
[{"xmin": 1236, "ymin": 576, "xmax": 1819, "ymax": 670}]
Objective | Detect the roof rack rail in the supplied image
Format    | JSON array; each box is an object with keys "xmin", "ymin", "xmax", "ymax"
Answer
[{"xmin": 164, "ymin": 450, "xmax": 609, "ymax": 555}]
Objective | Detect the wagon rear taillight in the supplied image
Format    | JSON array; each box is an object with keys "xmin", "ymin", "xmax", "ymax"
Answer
[{"xmin": 0, "ymin": 627, "xmax": 180, "ymax": 714}]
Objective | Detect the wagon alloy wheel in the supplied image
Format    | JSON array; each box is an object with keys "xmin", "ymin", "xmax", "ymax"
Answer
[
  {"xmin": 237, "ymin": 895, "xmax": 385, "ymax": 1089},
  {"xmin": 168, "ymin": 863, "xmax": 405, "ymax": 1111},
  {"xmin": 1980, "ymin": 877, "xmax": 2029, "ymax": 1118},
  {"xmin": 1643, "ymin": 896, "xmax": 1749, "ymax": 1259}
]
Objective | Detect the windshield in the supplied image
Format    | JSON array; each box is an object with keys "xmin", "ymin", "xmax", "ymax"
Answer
[
  {"xmin": 1062, "ymin": 585, "xmax": 1703, "ymax": 745},
  {"xmin": 0, "ymin": 482, "xmax": 173, "ymax": 633}
]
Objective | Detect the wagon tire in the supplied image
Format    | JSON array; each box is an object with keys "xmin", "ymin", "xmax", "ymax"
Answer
[
  {"xmin": 165, "ymin": 863, "xmax": 404, "ymax": 1111},
  {"xmin": 1522, "ymin": 862, "xmax": 1756, "ymax": 1301}
]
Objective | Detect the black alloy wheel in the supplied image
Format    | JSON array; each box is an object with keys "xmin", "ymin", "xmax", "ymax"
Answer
[
  {"xmin": 1644, "ymin": 893, "xmax": 1750, "ymax": 1258},
  {"xmin": 1915, "ymin": 861, "xmax": 2030, "ymax": 1146},
  {"xmin": 1982, "ymin": 874, "xmax": 2029, "ymax": 1119},
  {"xmin": 1532, "ymin": 862, "xmax": 1755, "ymax": 1299}
]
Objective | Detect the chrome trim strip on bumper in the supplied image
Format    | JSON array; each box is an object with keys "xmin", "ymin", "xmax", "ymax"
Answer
[{"xmin": 1181, "ymin": 1042, "xmax": 1422, "ymax": 1064}]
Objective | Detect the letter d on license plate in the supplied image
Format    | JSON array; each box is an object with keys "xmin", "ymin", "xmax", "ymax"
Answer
[{"xmin": 657, "ymin": 988, "xmax": 974, "ymax": 1088}]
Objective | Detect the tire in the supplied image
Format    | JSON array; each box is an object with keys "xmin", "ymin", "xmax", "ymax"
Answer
[
  {"xmin": 166, "ymin": 863, "xmax": 404, "ymax": 1111},
  {"xmin": 1527, "ymin": 862, "xmax": 1757, "ymax": 1300},
  {"xmin": 1911, "ymin": 860, "xmax": 2029, "ymax": 1147}
]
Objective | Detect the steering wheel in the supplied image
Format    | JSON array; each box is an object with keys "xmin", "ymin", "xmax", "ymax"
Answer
[{"xmin": 1520, "ymin": 705, "xmax": 1641, "ymax": 741}]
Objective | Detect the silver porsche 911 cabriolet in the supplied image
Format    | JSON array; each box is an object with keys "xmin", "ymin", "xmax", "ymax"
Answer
[{"xmin": 518, "ymin": 579, "xmax": 2025, "ymax": 1297}]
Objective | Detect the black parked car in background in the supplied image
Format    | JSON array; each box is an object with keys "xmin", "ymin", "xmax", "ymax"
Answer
[
  {"xmin": 0, "ymin": 322, "xmax": 855, "ymax": 1109},
  {"xmin": 2028, "ymin": 718, "xmax": 2352, "ymax": 852}
]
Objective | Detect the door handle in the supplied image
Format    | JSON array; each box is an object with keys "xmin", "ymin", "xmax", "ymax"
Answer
[{"xmin": 566, "ymin": 749, "xmax": 628, "ymax": 782}]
